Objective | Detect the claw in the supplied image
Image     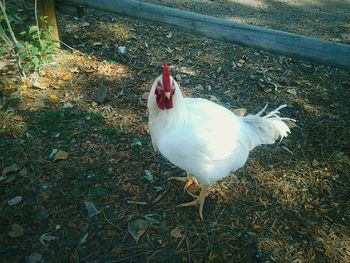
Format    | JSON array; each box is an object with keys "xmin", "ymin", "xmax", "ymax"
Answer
[
  {"xmin": 177, "ymin": 185, "xmax": 209, "ymax": 220},
  {"xmin": 168, "ymin": 173, "xmax": 199, "ymax": 191}
]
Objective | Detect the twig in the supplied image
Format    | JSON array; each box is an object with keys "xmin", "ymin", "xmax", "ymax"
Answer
[
  {"xmin": 146, "ymin": 249, "xmax": 162, "ymax": 263},
  {"xmin": 153, "ymin": 189, "xmax": 168, "ymax": 203},
  {"xmin": 34, "ymin": 0, "xmax": 42, "ymax": 44},
  {"xmin": 60, "ymin": 40, "xmax": 77, "ymax": 51},
  {"xmin": 126, "ymin": 200, "xmax": 147, "ymax": 205},
  {"xmin": 102, "ymin": 209, "xmax": 124, "ymax": 231},
  {"xmin": 0, "ymin": 0, "xmax": 18, "ymax": 45},
  {"xmin": 0, "ymin": 2, "xmax": 25, "ymax": 77},
  {"xmin": 0, "ymin": 26, "xmax": 13, "ymax": 46}
]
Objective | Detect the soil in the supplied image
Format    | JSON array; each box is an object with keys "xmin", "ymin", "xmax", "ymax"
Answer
[{"xmin": 1, "ymin": 0, "xmax": 349, "ymax": 262}]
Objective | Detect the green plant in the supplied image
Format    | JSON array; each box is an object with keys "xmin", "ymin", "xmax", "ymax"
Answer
[
  {"xmin": 18, "ymin": 16, "xmax": 58, "ymax": 72},
  {"xmin": 0, "ymin": 1, "xmax": 58, "ymax": 74}
]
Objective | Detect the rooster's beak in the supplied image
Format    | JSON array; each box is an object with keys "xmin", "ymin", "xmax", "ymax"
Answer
[{"xmin": 164, "ymin": 92, "xmax": 171, "ymax": 100}]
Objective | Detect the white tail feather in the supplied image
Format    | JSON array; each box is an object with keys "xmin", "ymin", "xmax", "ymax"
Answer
[{"xmin": 242, "ymin": 104, "xmax": 295, "ymax": 150}]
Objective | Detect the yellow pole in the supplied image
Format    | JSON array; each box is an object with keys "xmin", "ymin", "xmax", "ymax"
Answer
[{"xmin": 37, "ymin": 0, "xmax": 60, "ymax": 47}]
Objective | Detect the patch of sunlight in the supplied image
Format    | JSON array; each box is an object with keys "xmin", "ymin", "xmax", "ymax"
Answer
[
  {"xmin": 193, "ymin": 52, "xmax": 225, "ymax": 66},
  {"xmin": 223, "ymin": 15, "xmax": 266, "ymax": 26},
  {"xmin": 226, "ymin": 0, "xmax": 268, "ymax": 8},
  {"xmin": 96, "ymin": 61, "xmax": 127, "ymax": 77},
  {"xmin": 270, "ymin": 0, "xmax": 323, "ymax": 7},
  {"xmin": 110, "ymin": 22, "xmax": 130, "ymax": 40}
]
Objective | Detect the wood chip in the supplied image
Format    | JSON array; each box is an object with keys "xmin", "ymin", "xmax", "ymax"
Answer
[
  {"xmin": 170, "ymin": 227, "xmax": 183, "ymax": 238},
  {"xmin": 54, "ymin": 150, "xmax": 68, "ymax": 161},
  {"xmin": 142, "ymin": 92, "xmax": 149, "ymax": 100}
]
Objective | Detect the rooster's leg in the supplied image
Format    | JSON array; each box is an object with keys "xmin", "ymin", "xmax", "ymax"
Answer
[
  {"xmin": 177, "ymin": 185, "xmax": 209, "ymax": 220},
  {"xmin": 168, "ymin": 172, "xmax": 199, "ymax": 191}
]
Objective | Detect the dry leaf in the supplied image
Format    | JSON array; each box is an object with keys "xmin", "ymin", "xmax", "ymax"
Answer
[
  {"xmin": 8, "ymin": 196, "xmax": 22, "ymax": 206},
  {"xmin": 174, "ymin": 54, "xmax": 184, "ymax": 61},
  {"xmin": 12, "ymin": 115, "xmax": 24, "ymax": 121},
  {"xmin": 8, "ymin": 223, "xmax": 24, "ymax": 238},
  {"xmin": 127, "ymin": 218, "xmax": 149, "ymax": 243},
  {"xmin": 112, "ymin": 246, "xmax": 124, "ymax": 255},
  {"xmin": 32, "ymin": 81, "xmax": 47, "ymax": 89},
  {"xmin": 61, "ymin": 72, "xmax": 73, "ymax": 81},
  {"xmin": 54, "ymin": 150, "xmax": 68, "ymax": 161},
  {"xmin": 48, "ymin": 94, "xmax": 58, "ymax": 102},
  {"xmin": 233, "ymin": 108, "xmax": 247, "ymax": 116},
  {"xmin": 25, "ymin": 252, "xmax": 43, "ymax": 263},
  {"xmin": 170, "ymin": 227, "xmax": 183, "ymax": 238},
  {"xmin": 142, "ymin": 92, "xmax": 149, "ymax": 100},
  {"xmin": 286, "ymin": 88, "xmax": 297, "ymax": 95},
  {"xmin": 92, "ymin": 41, "xmax": 102, "ymax": 46},
  {"xmin": 84, "ymin": 201, "xmax": 101, "ymax": 217},
  {"xmin": 312, "ymin": 159, "xmax": 319, "ymax": 167},
  {"xmin": 63, "ymin": 102, "xmax": 73, "ymax": 109},
  {"xmin": 2, "ymin": 163, "xmax": 19, "ymax": 177}
]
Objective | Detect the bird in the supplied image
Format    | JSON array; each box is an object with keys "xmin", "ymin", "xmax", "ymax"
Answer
[{"xmin": 147, "ymin": 61, "xmax": 294, "ymax": 219}]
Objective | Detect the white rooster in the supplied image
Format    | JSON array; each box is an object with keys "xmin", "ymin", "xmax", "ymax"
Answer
[{"xmin": 148, "ymin": 61, "xmax": 294, "ymax": 219}]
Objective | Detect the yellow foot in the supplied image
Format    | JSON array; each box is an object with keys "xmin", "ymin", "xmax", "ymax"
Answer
[
  {"xmin": 167, "ymin": 173, "xmax": 199, "ymax": 191},
  {"xmin": 177, "ymin": 185, "xmax": 209, "ymax": 220}
]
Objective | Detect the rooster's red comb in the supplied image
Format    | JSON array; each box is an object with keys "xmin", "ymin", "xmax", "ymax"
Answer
[{"xmin": 162, "ymin": 60, "xmax": 171, "ymax": 91}]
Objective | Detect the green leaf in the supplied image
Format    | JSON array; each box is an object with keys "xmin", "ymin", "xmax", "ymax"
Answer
[
  {"xmin": 28, "ymin": 25, "xmax": 38, "ymax": 34},
  {"xmin": 31, "ymin": 56, "xmax": 40, "ymax": 69}
]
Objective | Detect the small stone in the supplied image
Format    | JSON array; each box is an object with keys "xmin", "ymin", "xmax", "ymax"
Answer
[{"xmin": 117, "ymin": 46, "xmax": 127, "ymax": 55}]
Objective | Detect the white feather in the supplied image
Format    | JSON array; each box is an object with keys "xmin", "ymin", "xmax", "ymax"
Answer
[{"xmin": 148, "ymin": 76, "xmax": 294, "ymax": 186}]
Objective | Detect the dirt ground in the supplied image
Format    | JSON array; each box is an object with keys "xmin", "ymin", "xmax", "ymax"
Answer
[{"xmin": 1, "ymin": 0, "xmax": 350, "ymax": 262}]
